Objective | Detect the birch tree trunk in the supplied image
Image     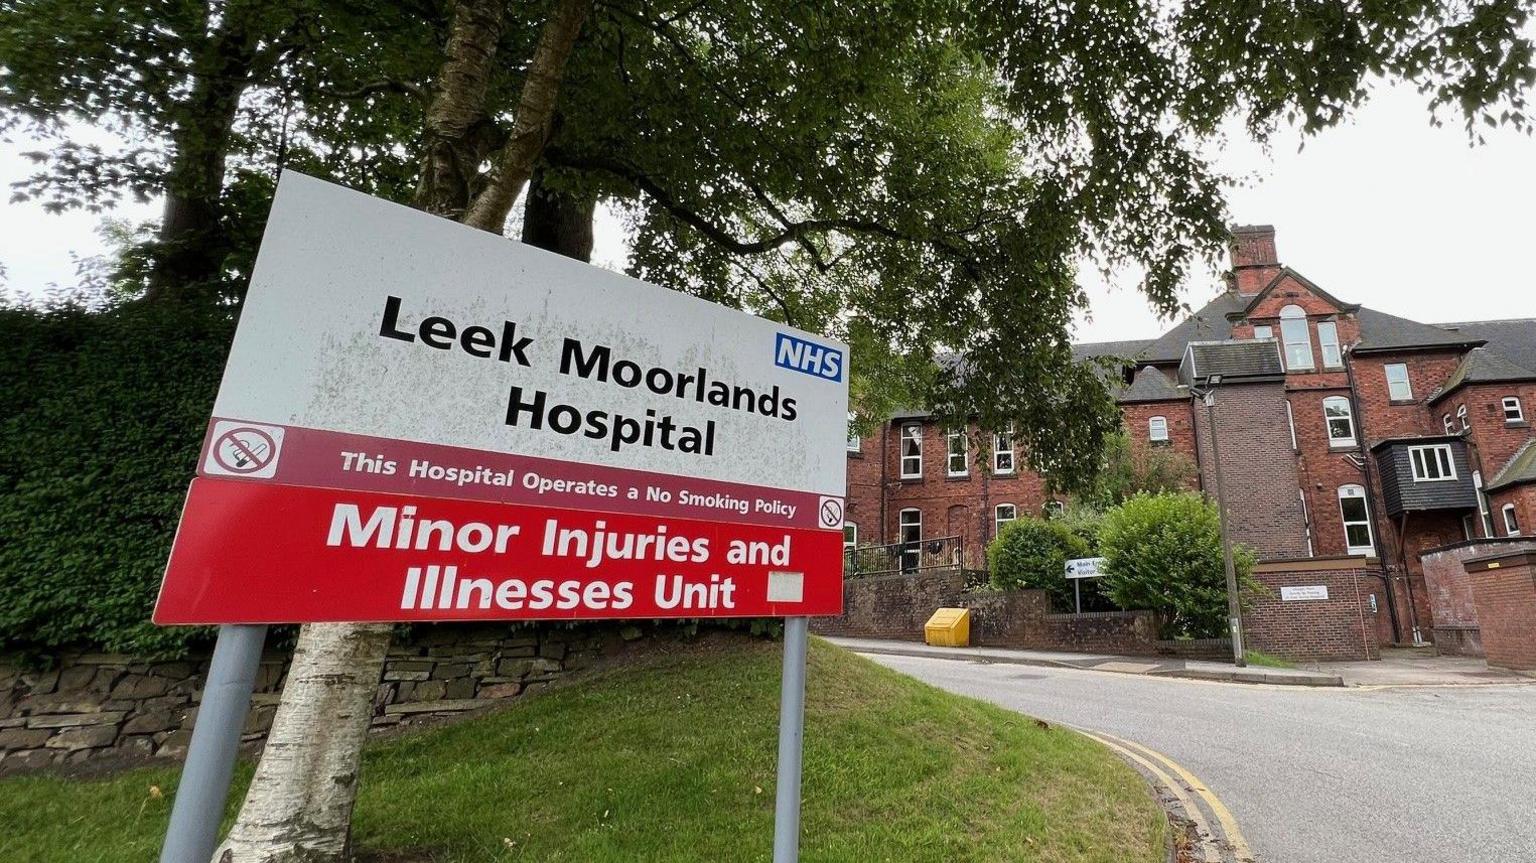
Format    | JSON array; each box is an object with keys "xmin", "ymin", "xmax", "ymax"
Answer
[
  {"xmin": 213, "ymin": 2, "xmax": 593, "ymax": 860},
  {"xmin": 212, "ymin": 623, "xmax": 392, "ymax": 863}
]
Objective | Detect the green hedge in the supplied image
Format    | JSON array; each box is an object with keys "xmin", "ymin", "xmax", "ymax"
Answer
[{"xmin": 0, "ymin": 301, "xmax": 235, "ymax": 655}]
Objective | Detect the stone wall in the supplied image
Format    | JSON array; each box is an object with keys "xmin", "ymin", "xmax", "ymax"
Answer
[
  {"xmin": 1420, "ymin": 538, "xmax": 1536, "ymax": 656},
  {"xmin": 0, "ymin": 624, "xmax": 620, "ymax": 774},
  {"xmin": 811, "ymin": 570, "xmax": 967, "ymax": 640},
  {"xmin": 1243, "ymin": 559, "xmax": 1382, "ymax": 661}
]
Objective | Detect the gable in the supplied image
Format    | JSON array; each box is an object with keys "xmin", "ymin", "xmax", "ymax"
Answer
[{"xmin": 1241, "ymin": 269, "xmax": 1357, "ymax": 321}]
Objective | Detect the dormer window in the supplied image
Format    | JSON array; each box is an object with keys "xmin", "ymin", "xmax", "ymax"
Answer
[{"xmin": 1279, "ymin": 305, "xmax": 1313, "ymax": 370}]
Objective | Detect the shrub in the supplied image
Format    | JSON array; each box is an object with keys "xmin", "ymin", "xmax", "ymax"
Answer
[
  {"xmin": 1098, "ymin": 492, "xmax": 1257, "ymax": 639},
  {"xmin": 0, "ymin": 300, "xmax": 235, "ymax": 655},
  {"xmin": 988, "ymin": 517, "xmax": 1090, "ymax": 611}
]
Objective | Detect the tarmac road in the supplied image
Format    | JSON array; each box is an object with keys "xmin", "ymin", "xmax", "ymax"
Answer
[{"xmin": 864, "ymin": 652, "xmax": 1536, "ymax": 863}]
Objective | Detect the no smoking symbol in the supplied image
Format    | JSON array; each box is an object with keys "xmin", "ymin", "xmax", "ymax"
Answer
[
  {"xmin": 818, "ymin": 497, "xmax": 844, "ymax": 529},
  {"xmin": 213, "ymin": 427, "xmax": 278, "ymax": 475}
]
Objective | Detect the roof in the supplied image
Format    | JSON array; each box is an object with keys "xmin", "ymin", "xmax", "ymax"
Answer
[
  {"xmin": 1071, "ymin": 338, "xmax": 1152, "ymax": 361},
  {"xmin": 1367, "ymin": 434, "xmax": 1468, "ymax": 453},
  {"xmin": 1435, "ymin": 319, "xmax": 1536, "ymax": 370},
  {"xmin": 1351, "ymin": 307, "xmax": 1485, "ymax": 354},
  {"xmin": 1487, "ymin": 439, "xmax": 1536, "ymax": 492},
  {"xmin": 1142, "ymin": 292, "xmax": 1249, "ymax": 363},
  {"xmin": 1429, "ymin": 347, "xmax": 1536, "ymax": 404},
  {"xmin": 1239, "ymin": 268, "xmax": 1360, "ymax": 317},
  {"xmin": 1117, "ymin": 366, "xmax": 1185, "ymax": 403},
  {"xmin": 1178, "ymin": 339, "xmax": 1286, "ymax": 386}
]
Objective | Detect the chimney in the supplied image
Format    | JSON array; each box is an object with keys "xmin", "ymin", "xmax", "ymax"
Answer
[{"xmin": 1228, "ymin": 224, "xmax": 1280, "ymax": 297}]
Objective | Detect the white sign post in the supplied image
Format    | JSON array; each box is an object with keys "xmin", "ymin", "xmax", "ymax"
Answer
[
  {"xmin": 156, "ymin": 173, "xmax": 848, "ymax": 862},
  {"xmin": 1064, "ymin": 556, "xmax": 1107, "ymax": 613}
]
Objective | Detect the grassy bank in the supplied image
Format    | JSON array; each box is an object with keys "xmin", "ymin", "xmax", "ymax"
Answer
[{"xmin": 0, "ymin": 638, "xmax": 1166, "ymax": 862}]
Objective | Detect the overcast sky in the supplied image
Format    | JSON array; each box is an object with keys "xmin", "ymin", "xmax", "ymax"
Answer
[{"xmin": 3, "ymin": 79, "xmax": 1533, "ymax": 341}]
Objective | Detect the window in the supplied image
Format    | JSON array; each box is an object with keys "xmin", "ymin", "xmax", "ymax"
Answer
[
  {"xmin": 1317, "ymin": 320, "xmax": 1342, "ymax": 368},
  {"xmin": 842, "ymin": 523, "xmax": 857, "ymax": 551},
  {"xmin": 995, "ymin": 504, "xmax": 1017, "ymax": 535},
  {"xmin": 1504, "ymin": 397, "xmax": 1525, "ymax": 423},
  {"xmin": 1323, "ymin": 396, "xmax": 1356, "ymax": 447},
  {"xmin": 1280, "ymin": 305, "xmax": 1314, "ymax": 370},
  {"xmin": 900, "ymin": 424, "xmax": 922, "ymax": 478},
  {"xmin": 1504, "ymin": 504, "xmax": 1522, "ymax": 536},
  {"xmin": 846, "ymin": 413, "xmax": 860, "ymax": 452},
  {"xmin": 946, "ymin": 429, "xmax": 968, "ymax": 476},
  {"xmin": 1457, "ymin": 404, "xmax": 1470, "ymax": 432},
  {"xmin": 992, "ymin": 426, "xmax": 1015, "ymax": 474},
  {"xmin": 1385, "ymin": 364, "xmax": 1413, "ymax": 401},
  {"xmin": 1409, "ymin": 444, "xmax": 1456, "ymax": 481},
  {"xmin": 1443, "ymin": 413, "xmax": 1456, "ymax": 434},
  {"xmin": 1474, "ymin": 471, "xmax": 1495, "ymax": 537},
  {"xmin": 899, "ymin": 509, "xmax": 922, "ymax": 570},
  {"xmin": 1043, "ymin": 499, "xmax": 1065, "ymax": 517},
  {"xmin": 1148, "ymin": 415, "xmax": 1169, "ymax": 442},
  {"xmin": 1338, "ymin": 485, "xmax": 1374, "ymax": 555},
  {"xmin": 1462, "ymin": 513, "xmax": 1478, "ymax": 542},
  {"xmin": 1253, "ymin": 324, "xmax": 1273, "ymax": 340}
]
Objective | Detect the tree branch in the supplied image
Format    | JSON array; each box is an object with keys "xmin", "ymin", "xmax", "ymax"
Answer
[{"xmin": 462, "ymin": 0, "xmax": 593, "ymax": 232}]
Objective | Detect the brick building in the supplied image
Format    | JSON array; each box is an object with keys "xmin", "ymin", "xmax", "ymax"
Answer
[{"xmin": 845, "ymin": 225, "xmax": 1536, "ymax": 647}]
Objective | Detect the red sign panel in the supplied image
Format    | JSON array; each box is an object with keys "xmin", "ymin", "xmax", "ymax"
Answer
[{"xmin": 154, "ymin": 479, "xmax": 844, "ymax": 624}]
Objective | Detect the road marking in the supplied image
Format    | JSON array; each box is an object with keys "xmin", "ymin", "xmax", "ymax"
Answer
[
  {"xmin": 1075, "ymin": 729, "xmax": 1222, "ymax": 863},
  {"xmin": 1099, "ymin": 731, "xmax": 1257, "ymax": 863}
]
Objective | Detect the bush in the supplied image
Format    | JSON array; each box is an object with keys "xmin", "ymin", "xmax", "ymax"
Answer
[
  {"xmin": 1098, "ymin": 492, "xmax": 1257, "ymax": 639},
  {"xmin": 0, "ymin": 301, "xmax": 235, "ymax": 655},
  {"xmin": 988, "ymin": 517, "xmax": 1090, "ymax": 611}
]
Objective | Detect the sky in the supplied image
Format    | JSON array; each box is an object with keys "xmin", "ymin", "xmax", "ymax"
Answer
[{"xmin": 3, "ymin": 79, "xmax": 1534, "ymax": 341}]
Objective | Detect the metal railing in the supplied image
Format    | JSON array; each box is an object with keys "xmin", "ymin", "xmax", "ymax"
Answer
[{"xmin": 843, "ymin": 534, "xmax": 966, "ymax": 578}]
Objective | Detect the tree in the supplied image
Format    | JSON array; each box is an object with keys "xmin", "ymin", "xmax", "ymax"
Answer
[
  {"xmin": 1081, "ymin": 430, "xmax": 1199, "ymax": 509},
  {"xmin": 988, "ymin": 517, "xmax": 1091, "ymax": 611},
  {"xmin": 1098, "ymin": 492, "xmax": 1259, "ymax": 639}
]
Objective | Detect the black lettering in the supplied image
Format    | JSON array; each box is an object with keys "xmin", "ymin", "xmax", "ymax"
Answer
[
  {"xmin": 506, "ymin": 386, "xmax": 546, "ymax": 428},
  {"xmin": 460, "ymin": 325, "xmax": 496, "ymax": 357},
  {"xmin": 499, "ymin": 320, "xmax": 535, "ymax": 366},
  {"xmin": 560, "ymin": 338, "xmax": 609, "ymax": 378},
  {"xmin": 420, "ymin": 316, "xmax": 456, "ymax": 349},
  {"xmin": 379, "ymin": 295, "xmax": 415, "ymax": 343}
]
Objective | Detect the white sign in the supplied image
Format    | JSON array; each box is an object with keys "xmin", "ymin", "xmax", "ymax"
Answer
[
  {"xmin": 1064, "ymin": 557, "xmax": 1106, "ymax": 579},
  {"xmin": 200, "ymin": 172, "xmax": 849, "ymax": 529},
  {"xmin": 1280, "ymin": 585, "xmax": 1329, "ymax": 601}
]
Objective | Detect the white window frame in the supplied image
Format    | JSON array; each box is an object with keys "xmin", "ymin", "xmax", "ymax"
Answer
[
  {"xmin": 1339, "ymin": 484, "xmax": 1375, "ymax": 555},
  {"xmin": 1253, "ymin": 324, "xmax": 1273, "ymax": 340},
  {"xmin": 846, "ymin": 412, "xmax": 861, "ymax": 452},
  {"xmin": 900, "ymin": 424, "xmax": 923, "ymax": 479},
  {"xmin": 946, "ymin": 428, "xmax": 968, "ymax": 477},
  {"xmin": 1044, "ymin": 499, "xmax": 1065, "ymax": 516},
  {"xmin": 1474, "ymin": 470, "xmax": 1495, "ymax": 537},
  {"xmin": 1408, "ymin": 444, "xmax": 1457, "ymax": 482},
  {"xmin": 1323, "ymin": 396, "xmax": 1356, "ymax": 447},
  {"xmin": 842, "ymin": 522, "xmax": 857, "ymax": 551},
  {"xmin": 1317, "ymin": 320, "xmax": 1343, "ymax": 368},
  {"xmin": 1148, "ymin": 415, "xmax": 1169, "ymax": 442},
  {"xmin": 1280, "ymin": 305, "xmax": 1314, "ymax": 370},
  {"xmin": 1503, "ymin": 396, "xmax": 1525, "ymax": 423},
  {"xmin": 1285, "ymin": 400, "xmax": 1298, "ymax": 450},
  {"xmin": 992, "ymin": 426, "xmax": 1015, "ymax": 475},
  {"xmin": 899, "ymin": 508, "xmax": 922, "ymax": 570},
  {"xmin": 1457, "ymin": 404, "xmax": 1470, "ymax": 432},
  {"xmin": 994, "ymin": 503, "xmax": 1017, "ymax": 535},
  {"xmin": 1504, "ymin": 503, "xmax": 1522, "ymax": 536},
  {"xmin": 1443, "ymin": 413, "xmax": 1456, "ymax": 435},
  {"xmin": 1385, "ymin": 363, "xmax": 1413, "ymax": 401}
]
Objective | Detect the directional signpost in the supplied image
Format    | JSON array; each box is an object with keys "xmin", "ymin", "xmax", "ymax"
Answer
[
  {"xmin": 1064, "ymin": 556, "xmax": 1107, "ymax": 614},
  {"xmin": 155, "ymin": 173, "xmax": 848, "ymax": 862}
]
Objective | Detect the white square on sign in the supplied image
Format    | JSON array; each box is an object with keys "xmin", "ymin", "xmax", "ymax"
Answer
[
  {"xmin": 767, "ymin": 571, "xmax": 805, "ymax": 603},
  {"xmin": 203, "ymin": 420, "xmax": 286, "ymax": 479}
]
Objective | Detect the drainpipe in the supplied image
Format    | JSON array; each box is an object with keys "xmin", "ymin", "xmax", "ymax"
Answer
[
  {"xmin": 1342, "ymin": 346, "xmax": 1404, "ymax": 644},
  {"xmin": 1396, "ymin": 511, "xmax": 1425, "ymax": 645}
]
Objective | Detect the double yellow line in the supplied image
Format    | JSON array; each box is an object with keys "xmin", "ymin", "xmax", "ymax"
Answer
[{"xmin": 1076, "ymin": 729, "xmax": 1256, "ymax": 863}]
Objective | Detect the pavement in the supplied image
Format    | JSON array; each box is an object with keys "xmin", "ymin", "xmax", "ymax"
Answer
[
  {"xmin": 824, "ymin": 636, "xmax": 1347, "ymax": 686},
  {"xmin": 856, "ymin": 647, "xmax": 1536, "ymax": 863}
]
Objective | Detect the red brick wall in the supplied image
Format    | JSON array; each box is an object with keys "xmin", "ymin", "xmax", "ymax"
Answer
[
  {"xmin": 1121, "ymin": 399, "xmax": 1200, "ymax": 478},
  {"xmin": 1490, "ymin": 485, "xmax": 1536, "ymax": 539},
  {"xmin": 1464, "ymin": 553, "xmax": 1536, "ymax": 671},
  {"xmin": 1419, "ymin": 539, "xmax": 1536, "ymax": 656},
  {"xmin": 1286, "ymin": 384, "xmax": 1371, "ymax": 558},
  {"xmin": 1350, "ymin": 350, "xmax": 1465, "ymax": 440},
  {"xmin": 1243, "ymin": 561, "xmax": 1382, "ymax": 661},
  {"xmin": 1192, "ymin": 381, "xmax": 1312, "ymax": 559},
  {"xmin": 1458, "ymin": 381, "xmax": 1536, "ymax": 488}
]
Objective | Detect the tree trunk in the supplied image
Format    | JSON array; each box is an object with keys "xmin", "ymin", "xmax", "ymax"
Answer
[
  {"xmin": 462, "ymin": 0, "xmax": 592, "ymax": 232},
  {"xmin": 212, "ymin": 623, "xmax": 392, "ymax": 863},
  {"xmin": 521, "ymin": 165, "xmax": 596, "ymax": 262},
  {"xmin": 145, "ymin": 16, "xmax": 262, "ymax": 301}
]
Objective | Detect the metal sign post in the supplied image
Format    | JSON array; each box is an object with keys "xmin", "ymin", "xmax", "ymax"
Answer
[
  {"xmin": 159, "ymin": 624, "xmax": 267, "ymax": 863},
  {"xmin": 772, "ymin": 616, "xmax": 810, "ymax": 863}
]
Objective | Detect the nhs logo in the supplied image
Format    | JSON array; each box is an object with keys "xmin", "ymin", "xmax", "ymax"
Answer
[{"xmin": 774, "ymin": 332, "xmax": 843, "ymax": 382}]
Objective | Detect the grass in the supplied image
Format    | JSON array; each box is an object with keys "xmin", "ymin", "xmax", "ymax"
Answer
[
  {"xmin": 1244, "ymin": 649, "xmax": 1297, "ymax": 669},
  {"xmin": 0, "ymin": 637, "xmax": 1166, "ymax": 863}
]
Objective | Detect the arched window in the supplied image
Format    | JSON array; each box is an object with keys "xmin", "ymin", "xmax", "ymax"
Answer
[
  {"xmin": 1148, "ymin": 415, "xmax": 1169, "ymax": 442},
  {"xmin": 1323, "ymin": 396, "xmax": 1356, "ymax": 447},
  {"xmin": 1457, "ymin": 404, "xmax": 1470, "ymax": 432},
  {"xmin": 1338, "ymin": 485, "xmax": 1374, "ymax": 555},
  {"xmin": 1280, "ymin": 305, "xmax": 1314, "ymax": 370},
  {"xmin": 1443, "ymin": 413, "xmax": 1455, "ymax": 434}
]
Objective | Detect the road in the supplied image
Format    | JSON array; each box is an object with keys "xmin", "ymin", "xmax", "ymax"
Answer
[{"xmin": 864, "ymin": 653, "xmax": 1536, "ymax": 863}]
